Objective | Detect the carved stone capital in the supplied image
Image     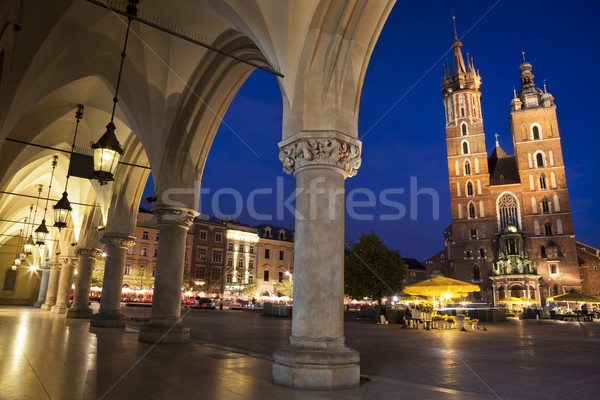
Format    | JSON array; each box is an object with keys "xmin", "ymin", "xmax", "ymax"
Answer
[
  {"xmin": 151, "ymin": 206, "xmax": 198, "ymax": 228},
  {"xmin": 59, "ymin": 257, "xmax": 78, "ymax": 267},
  {"xmin": 279, "ymin": 137, "xmax": 362, "ymax": 177},
  {"xmin": 49, "ymin": 261, "xmax": 62, "ymax": 270},
  {"xmin": 101, "ymin": 233, "xmax": 136, "ymax": 248},
  {"xmin": 75, "ymin": 247, "xmax": 101, "ymax": 258}
]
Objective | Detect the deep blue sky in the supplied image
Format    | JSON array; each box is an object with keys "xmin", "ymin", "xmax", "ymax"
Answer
[{"xmin": 143, "ymin": 1, "xmax": 600, "ymax": 261}]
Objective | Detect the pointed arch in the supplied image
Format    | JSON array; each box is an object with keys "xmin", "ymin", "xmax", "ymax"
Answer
[
  {"xmin": 461, "ymin": 122, "xmax": 468, "ymax": 136},
  {"xmin": 551, "ymin": 171, "xmax": 557, "ymax": 188},
  {"xmin": 539, "ymin": 173, "xmax": 547, "ymax": 190},
  {"xmin": 455, "ymin": 160, "xmax": 460, "ymax": 176},
  {"xmin": 528, "ymin": 153, "xmax": 533, "ymax": 168},
  {"xmin": 496, "ymin": 192, "xmax": 521, "ymax": 231},
  {"xmin": 531, "ymin": 123, "xmax": 542, "ymax": 140},
  {"xmin": 535, "ymin": 151, "xmax": 546, "ymax": 168},
  {"xmin": 464, "ymin": 159, "xmax": 471, "ymax": 175},
  {"xmin": 553, "ymin": 194, "xmax": 560, "ymax": 212},
  {"xmin": 468, "ymin": 201, "xmax": 476, "ymax": 219},
  {"xmin": 457, "ymin": 182, "xmax": 462, "ymax": 196},
  {"xmin": 458, "ymin": 203, "xmax": 463, "ymax": 219},
  {"xmin": 529, "ymin": 174, "xmax": 535, "ymax": 190},
  {"xmin": 531, "ymin": 196, "xmax": 537, "ymax": 213},
  {"xmin": 474, "ymin": 158, "xmax": 480, "ymax": 173},
  {"xmin": 534, "ymin": 220, "xmax": 540, "ymax": 235},
  {"xmin": 556, "ymin": 219, "xmax": 563, "ymax": 235},
  {"xmin": 473, "ymin": 264, "xmax": 481, "ymax": 281},
  {"xmin": 477, "ymin": 179, "xmax": 482, "ymax": 195},
  {"xmin": 462, "ymin": 140, "xmax": 470, "ymax": 155},
  {"xmin": 466, "ymin": 181, "xmax": 474, "ymax": 196},
  {"xmin": 479, "ymin": 200, "xmax": 485, "ymax": 217},
  {"xmin": 541, "ymin": 197, "xmax": 550, "ymax": 213},
  {"xmin": 549, "ymin": 150, "xmax": 554, "ymax": 166}
]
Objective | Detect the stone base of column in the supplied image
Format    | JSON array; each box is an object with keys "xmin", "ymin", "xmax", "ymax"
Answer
[
  {"xmin": 41, "ymin": 302, "xmax": 55, "ymax": 311},
  {"xmin": 138, "ymin": 319, "xmax": 190, "ymax": 344},
  {"xmin": 33, "ymin": 301, "xmax": 44, "ymax": 308},
  {"xmin": 50, "ymin": 304, "xmax": 69, "ymax": 314},
  {"xmin": 90, "ymin": 311, "xmax": 127, "ymax": 328},
  {"xmin": 273, "ymin": 346, "xmax": 360, "ymax": 390},
  {"xmin": 66, "ymin": 307, "xmax": 93, "ymax": 319}
]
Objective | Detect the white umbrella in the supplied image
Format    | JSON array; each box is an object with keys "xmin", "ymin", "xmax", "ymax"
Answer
[
  {"xmin": 122, "ymin": 287, "xmax": 134, "ymax": 294},
  {"xmin": 90, "ymin": 286, "xmax": 102, "ymax": 292}
]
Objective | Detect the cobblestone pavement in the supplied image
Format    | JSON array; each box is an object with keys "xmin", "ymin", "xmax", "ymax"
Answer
[{"xmin": 2, "ymin": 306, "xmax": 600, "ymax": 399}]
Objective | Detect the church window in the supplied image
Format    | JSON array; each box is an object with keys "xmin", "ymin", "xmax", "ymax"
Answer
[
  {"xmin": 542, "ymin": 198, "xmax": 550, "ymax": 213},
  {"xmin": 457, "ymin": 182, "xmax": 462, "ymax": 196},
  {"xmin": 532, "ymin": 125, "xmax": 541, "ymax": 140},
  {"xmin": 531, "ymin": 196, "xmax": 538, "ymax": 213},
  {"xmin": 550, "ymin": 264, "xmax": 557, "ymax": 275},
  {"xmin": 497, "ymin": 193, "xmax": 520, "ymax": 231},
  {"xmin": 466, "ymin": 181, "xmax": 474, "ymax": 196},
  {"xmin": 475, "ymin": 158, "xmax": 480, "ymax": 173},
  {"xmin": 479, "ymin": 248, "xmax": 485, "ymax": 258},
  {"xmin": 477, "ymin": 180, "xmax": 482, "ymax": 195},
  {"xmin": 551, "ymin": 172, "xmax": 557, "ymax": 188},
  {"xmin": 544, "ymin": 222, "xmax": 553, "ymax": 236},
  {"xmin": 534, "ymin": 220, "xmax": 541, "ymax": 235},
  {"xmin": 464, "ymin": 160, "xmax": 471, "ymax": 175},
  {"xmin": 461, "ymin": 123, "xmax": 468, "ymax": 136},
  {"xmin": 468, "ymin": 202, "xmax": 476, "ymax": 219},
  {"xmin": 458, "ymin": 204, "xmax": 463, "ymax": 219},
  {"xmin": 529, "ymin": 175, "xmax": 535, "ymax": 190},
  {"xmin": 459, "ymin": 95, "xmax": 466, "ymax": 117},
  {"xmin": 479, "ymin": 200, "xmax": 485, "ymax": 217},
  {"xmin": 539, "ymin": 173, "xmax": 547, "ymax": 190},
  {"xmin": 553, "ymin": 284, "xmax": 559, "ymax": 296},
  {"xmin": 481, "ymin": 224, "xmax": 486, "ymax": 238},
  {"xmin": 553, "ymin": 194, "xmax": 560, "ymax": 212},
  {"xmin": 541, "ymin": 245, "xmax": 547, "ymax": 257},
  {"xmin": 462, "ymin": 141, "xmax": 469, "ymax": 155},
  {"xmin": 472, "ymin": 96, "xmax": 479, "ymax": 117},
  {"xmin": 473, "ymin": 265, "xmax": 481, "ymax": 281},
  {"xmin": 536, "ymin": 152, "xmax": 545, "ymax": 168},
  {"xmin": 465, "ymin": 250, "xmax": 473, "ymax": 259},
  {"xmin": 556, "ymin": 219, "xmax": 563, "ymax": 234},
  {"xmin": 470, "ymin": 229, "xmax": 477, "ymax": 239}
]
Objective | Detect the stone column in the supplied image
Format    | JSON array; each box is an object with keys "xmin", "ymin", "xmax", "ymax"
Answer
[
  {"xmin": 41, "ymin": 262, "xmax": 61, "ymax": 311},
  {"xmin": 273, "ymin": 136, "xmax": 361, "ymax": 390},
  {"xmin": 51, "ymin": 256, "xmax": 77, "ymax": 314},
  {"xmin": 139, "ymin": 206, "xmax": 196, "ymax": 344},
  {"xmin": 91, "ymin": 234, "xmax": 136, "ymax": 327},
  {"xmin": 67, "ymin": 248, "xmax": 101, "ymax": 319},
  {"xmin": 33, "ymin": 258, "xmax": 51, "ymax": 308}
]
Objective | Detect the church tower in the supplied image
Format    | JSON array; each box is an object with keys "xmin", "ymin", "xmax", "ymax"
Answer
[
  {"xmin": 509, "ymin": 56, "xmax": 580, "ymax": 298},
  {"xmin": 442, "ymin": 18, "xmax": 493, "ymax": 284}
]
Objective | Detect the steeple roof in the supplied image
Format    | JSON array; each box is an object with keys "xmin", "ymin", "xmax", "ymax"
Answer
[
  {"xmin": 441, "ymin": 16, "xmax": 481, "ymax": 96},
  {"xmin": 488, "ymin": 139, "xmax": 520, "ymax": 185}
]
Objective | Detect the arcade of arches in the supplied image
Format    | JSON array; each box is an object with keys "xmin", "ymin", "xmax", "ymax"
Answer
[{"xmin": 0, "ymin": 0, "xmax": 395, "ymax": 390}]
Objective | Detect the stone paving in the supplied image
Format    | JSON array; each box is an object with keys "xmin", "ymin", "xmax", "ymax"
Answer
[{"xmin": 1, "ymin": 305, "xmax": 600, "ymax": 399}]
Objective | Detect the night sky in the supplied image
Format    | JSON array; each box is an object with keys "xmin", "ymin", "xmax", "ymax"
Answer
[{"xmin": 143, "ymin": 1, "xmax": 600, "ymax": 261}]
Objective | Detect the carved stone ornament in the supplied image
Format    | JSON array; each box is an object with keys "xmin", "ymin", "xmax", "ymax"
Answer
[
  {"xmin": 75, "ymin": 247, "xmax": 102, "ymax": 258},
  {"xmin": 101, "ymin": 234, "xmax": 136, "ymax": 248},
  {"xmin": 152, "ymin": 207, "xmax": 197, "ymax": 227},
  {"xmin": 279, "ymin": 138, "xmax": 362, "ymax": 177}
]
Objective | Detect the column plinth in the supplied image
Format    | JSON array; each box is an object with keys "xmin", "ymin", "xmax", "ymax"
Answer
[
  {"xmin": 91, "ymin": 234, "xmax": 136, "ymax": 327},
  {"xmin": 67, "ymin": 247, "xmax": 101, "ymax": 319},
  {"xmin": 51, "ymin": 257, "xmax": 77, "ymax": 314},
  {"xmin": 273, "ymin": 135, "xmax": 361, "ymax": 390},
  {"xmin": 138, "ymin": 206, "xmax": 197, "ymax": 344}
]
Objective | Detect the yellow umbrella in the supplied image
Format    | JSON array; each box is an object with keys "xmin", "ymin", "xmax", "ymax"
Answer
[
  {"xmin": 404, "ymin": 276, "xmax": 480, "ymax": 298},
  {"xmin": 547, "ymin": 292, "xmax": 600, "ymax": 303},
  {"xmin": 498, "ymin": 297, "xmax": 522, "ymax": 304},
  {"xmin": 518, "ymin": 297, "xmax": 540, "ymax": 305}
]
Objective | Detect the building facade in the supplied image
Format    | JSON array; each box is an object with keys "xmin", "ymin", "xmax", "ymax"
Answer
[
  {"xmin": 255, "ymin": 225, "xmax": 295, "ymax": 297},
  {"xmin": 190, "ymin": 218, "xmax": 227, "ymax": 293},
  {"xmin": 429, "ymin": 26, "xmax": 581, "ymax": 304},
  {"xmin": 577, "ymin": 242, "xmax": 600, "ymax": 296}
]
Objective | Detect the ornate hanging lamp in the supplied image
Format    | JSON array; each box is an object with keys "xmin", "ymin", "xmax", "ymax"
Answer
[
  {"xmin": 53, "ymin": 105, "xmax": 83, "ymax": 229},
  {"xmin": 35, "ymin": 156, "xmax": 58, "ymax": 248},
  {"xmin": 91, "ymin": 1, "xmax": 139, "ymax": 184},
  {"xmin": 23, "ymin": 205, "xmax": 34, "ymax": 254}
]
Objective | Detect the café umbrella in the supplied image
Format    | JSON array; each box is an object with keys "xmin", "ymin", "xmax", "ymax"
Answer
[
  {"xmin": 404, "ymin": 276, "xmax": 480, "ymax": 298},
  {"xmin": 547, "ymin": 292, "xmax": 600, "ymax": 303}
]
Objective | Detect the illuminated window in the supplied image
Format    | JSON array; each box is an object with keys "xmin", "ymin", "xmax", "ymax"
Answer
[
  {"xmin": 464, "ymin": 160, "xmax": 471, "ymax": 175},
  {"xmin": 467, "ymin": 181, "xmax": 474, "ymax": 196},
  {"xmin": 238, "ymin": 244, "xmax": 244, "ymax": 252},
  {"xmin": 468, "ymin": 202, "xmax": 476, "ymax": 219}
]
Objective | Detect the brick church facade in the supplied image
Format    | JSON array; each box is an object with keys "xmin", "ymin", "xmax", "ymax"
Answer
[{"xmin": 426, "ymin": 22, "xmax": 584, "ymax": 305}]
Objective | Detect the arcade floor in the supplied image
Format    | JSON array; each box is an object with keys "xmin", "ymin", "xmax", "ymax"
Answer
[{"xmin": 1, "ymin": 305, "xmax": 599, "ymax": 399}]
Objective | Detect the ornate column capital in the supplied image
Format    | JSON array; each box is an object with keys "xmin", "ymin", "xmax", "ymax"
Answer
[
  {"xmin": 278, "ymin": 134, "xmax": 362, "ymax": 177},
  {"xmin": 151, "ymin": 206, "xmax": 198, "ymax": 228},
  {"xmin": 59, "ymin": 257, "xmax": 78, "ymax": 267},
  {"xmin": 101, "ymin": 233, "xmax": 136, "ymax": 248},
  {"xmin": 48, "ymin": 261, "xmax": 62, "ymax": 270},
  {"xmin": 75, "ymin": 247, "xmax": 101, "ymax": 258}
]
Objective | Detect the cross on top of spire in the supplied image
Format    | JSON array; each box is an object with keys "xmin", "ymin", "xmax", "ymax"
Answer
[{"xmin": 494, "ymin": 133, "xmax": 500, "ymax": 147}]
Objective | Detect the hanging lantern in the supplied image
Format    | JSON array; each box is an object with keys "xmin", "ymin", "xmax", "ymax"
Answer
[
  {"xmin": 91, "ymin": 122, "xmax": 124, "ymax": 185},
  {"xmin": 53, "ymin": 191, "xmax": 72, "ymax": 229},
  {"xmin": 14, "ymin": 257, "xmax": 21, "ymax": 266},
  {"xmin": 35, "ymin": 219, "xmax": 49, "ymax": 246},
  {"xmin": 11, "ymin": 264, "xmax": 17, "ymax": 271},
  {"xmin": 24, "ymin": 235, "xmax": 34, "ymax": 254}
]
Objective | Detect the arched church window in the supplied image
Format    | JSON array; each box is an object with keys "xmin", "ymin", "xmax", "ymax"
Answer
[
  {"xmin": 460, "ymin": 95, "xmax": 466, "ymax": 117},
  {"xmin": 541, "ymin": 245, "xmax": 547, "ymax": 258},
  {"xmin": 553, "ymin": 194, "xmax": 560, "ymax": 212},
  {"xmin": 536, "ymin": 153, "xmax": 544, "ymax": 168},
  {"xmin": 479, "ymin": 248, "xmax": 485, "ymax": 258},
  {"xmin": 464, "ymin": 160, "xmax": 471, "ymax": 175},
  {"xmin": 542, "ymin": 198, "xmax": 550, "ymax": 213},
  {"xmin": 472, "ymin": 96, "xmax": 479, "ymax": 117},
  {"xmin": 544, "ymin": 221, "xmax": 553, "ymax": 236},
  {"xmin": 539, "ymin": 173, "xmax": 547, "ymax": 190},
  {"xmin": 461, "ymin": 123, "xmax": 468, "ymax": 136},
  {"xmin": 532, "ymin": 125, "xmax": 541, "ymax": 140},
  {"xmin": 3, "ymin": 268, "xmax": 17, "ymax": 291},
  {"xmin": 462, "ymin": 141, "xmax": 469, "ymax": 155},
  {"xmin": 473, "ymin": 265, "xmax": 481, "ymax": 281},
  {"xmin": 497, "ymin": 193, "xmax": 520, "ymax": 231},
  {"xmin": 468, "ymin": 202, "xmax": 476, "ymax": 219},
  {"xmin": 467, "ymin": 182, "xmax": 474, "ymax": 196}
]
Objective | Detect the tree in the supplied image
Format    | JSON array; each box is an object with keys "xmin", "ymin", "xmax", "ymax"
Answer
[
  {"xmin": 91, "ymin": 258, "xmax": 105, "ymax": 287},
  {"xmin": 344, "ymin": 231, "xmax": 405, "ymax": 305},
  {"xmin": 277, "ymin": 273, "xmax": 293, "ymax": 298},
  {"xmin": 132, "ymin": 266, "xmax": 152, "ymax": 290}
]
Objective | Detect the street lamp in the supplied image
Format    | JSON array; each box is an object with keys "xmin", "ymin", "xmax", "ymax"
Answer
[{"xmin": 90, "ymin": 1, "xmax": 139, "ymax": 184}]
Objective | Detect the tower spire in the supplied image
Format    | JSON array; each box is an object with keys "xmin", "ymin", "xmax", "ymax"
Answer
[{"xmin": 452, "ymin": 14, "xmax": 458, "ymax": 42}]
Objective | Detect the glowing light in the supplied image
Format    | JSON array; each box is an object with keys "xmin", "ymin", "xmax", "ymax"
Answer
[
  {"xmin": 226, "ymin": 230, "xmax": 259, "ymax": 243},
  {"xmin": 101, "ymin": 252, "xmax": 107, "ymax": 258}
]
